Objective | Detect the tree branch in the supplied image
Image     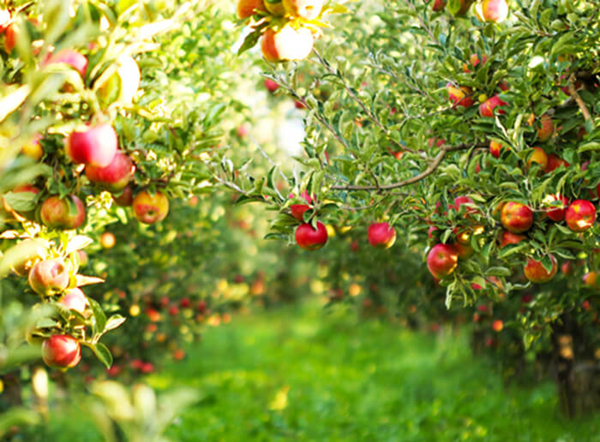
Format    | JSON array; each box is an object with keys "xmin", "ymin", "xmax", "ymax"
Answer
[{"xmin": 568, "ymin": 75, "xmax": 592, "ymax": 122}]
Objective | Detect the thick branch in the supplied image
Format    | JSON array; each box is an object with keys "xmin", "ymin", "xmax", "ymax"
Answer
[{"xmin": 568, "ymin": 75, "xmax": 592, "ymax": 122}]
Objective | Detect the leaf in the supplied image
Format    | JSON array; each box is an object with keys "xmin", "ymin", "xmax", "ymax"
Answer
[
  {"xmin": 65, "ymin": 236, "xmax": 94, "ymax": 255},
  {"xmin": 88, "ymin": 297, "xmax": 107, "ymax": 335},
  {"xmin": 88, "ymin": 342, "xmax": 113, "ymax": 368},
  {"xmin": 105, "ymin": 315, "xmax": 126, "ymax": 332},
  {"xmin": 75, "ymin": 275, "xmax": 105, "ymax": 286},
  {"xmin": 0, "ymin": 85, "xmax": 31, "ymax": 123},
  {"xmin": 486, "ymin": 267, "xmax": 511, "ymax": 277}
]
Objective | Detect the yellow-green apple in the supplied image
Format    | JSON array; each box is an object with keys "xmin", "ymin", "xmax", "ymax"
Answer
[
  {"xmin": 260, "ymin": 26, "xmax": 314, "ymax": 63},
  {"xmin": 40, "ymin": 195, "xmax": 86, "ymax": 230},
  {"xmin": 427, "ymin": 243, "xmax": 458, "ymax": 278},
  {"xmin": 67, "ymin": 124, "xmax": 118, "ymax": 168},
  {"xmin": 447, "ymin": 84, "xmax": 475, "ymax": 108},
  {"xmin": 501, "ymin": 202, "xmax": 533, "ymax": 233},
  {"xmin": 295, "ymin": 221, "xmax": 328, "ymax": 251},
  {"xmin": 85, "ymin": 151, "xmax": 135, "ymax": 191},
  {"xmin": 499, "ymin": 230, "xmax": 526, "ymax": 248},
  {"xmin": 44, "ymin": 49, "xmax": 88, "ymax": 77},
  {"xmin": 565, "ymin": 200, "xmax": 596, "ymax": 232},
  {"xmin": 479, "ymin": 95, "xmax": 507, "ymax": 117},
  {"xmin": 96, "ymin": 55, "xmax": 141, "ymax": 106},
  {"xmin": 474, "ymin": 0, "xmax": 508, "ymax": 23},
  {"xmin": 544, "ymin": 154, "xmax": 569, "ymax": 173},
  {"xmin": 282, "ymin": 0, "xmax": 324, "ymax": 20},
  {"xmin": 527, "ymin": 146, "xmax": 548, "ymax": 170},
  {"xmin": 113, "ymin": 185, "xmax": 134, "ymax": 207},
  {"xmin": 21, "ymin": 135, "xmax": 43, "ymax": 160},
  {"xmin": 238, "ymin": 0, "xmax": 266, "ymax": 17},
  {"xmin": 537, "ymin": 114, "xmax": 555, "ymax": 141},
  {"xmin": 289, "ymin": 191, "xmax": 313, "ymax": 221},
  {"xmin": 265, "ymin": 0, "xmax": 285, "ymax": 15},
  {"xmin": 544, "ymin": 194, "xmax": 569, "ymax": 222},
  {"xmin": 42, "ymin": 335, "xmax": 81, "ymax": 369},
  {"xmin": 28, "ymin": 259, "xmax": 70, "ymax": 296},
  {"xmin": 524, "ymin": 254, "xmax": 558, "ymax": 283},
  {"xmin": 367, "ymin": 222, "xmax": 396, "ymax": 249},
  {"xmin": 59, "ymin": 288, "xmax": 88, "ymax": 314},
  {"xmin": 132, "ymin": 190, "xmax": 170, "ymax": 224}
]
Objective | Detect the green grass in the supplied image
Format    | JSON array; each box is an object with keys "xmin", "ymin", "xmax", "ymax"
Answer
[{"xmin": 45, "ymin": 303, "xmax": 600, "ymax": 441}]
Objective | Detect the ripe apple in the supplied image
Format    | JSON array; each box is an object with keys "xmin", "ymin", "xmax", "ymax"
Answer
[
  {"xmin": 141, "ymin": 362, "xmax": 154, "ymax": 374},
  {"xmin": 432, "ymin": 0, "xmax": 446, "ymax": 11},
  {"xmin": 282, "ymin": 0, "xmax": 324, "ymax": 20},
  {"xmin": 499, "ymin": 230, "xmax": 526, "ymax": 248},
  {"xmin": 447, "ymin": 84, "xmax": 475, "ymax": 108},
  {"xmin": 583, "ymin": 272, "xmax": 598, "ymax": 288},
  {"xmin": 96, "ymin": 55, "xmax": 141, "ymax": 106},
  {"xmin": 524, "ymin": 254, "xmax": 557, "ymax": 283},
  {"xmin": 454, "ymin": 242, "xmax": 473, "ymax": 259},
  {"xmin": 427, "ymin": 244, "xmax": 458, "ymax": 279},
  {"xmin": 489, "ymin": 140, "xmax": 506, "ymax": 159},
  {"xmin": 544, "ymin": 154, "xmax": 569, "ymax": 173},
  {"xmin": 40, "ymin": 195, "xmax": 86, "ymax": 230},
  {"xmin": 290, "ymin": 191, "xmax": 313, "ymax": 221},
  {"xmin": 565, "ymin": 200, "xmax": 596, "ymax": 232},
  {"xmin": 169, "ymin": 305, "xmax": 179, "ymax": 316},
  {"xmin": 264, "ymin": 78, "xmax": 279, "ymax": 92},
  {"xmin": 492, "ymin": 319, "xmax": 504, "ymax": 332},
  {"xmin": 67, "ymin": 124, "xmax": 118, "ymax": 168},
  {"xmin": 537, "ymin": 114, "xmax": 555, "ymax": 142},
  {"xmin": 180, "ymin": 298, "xmax": 191, "ymax": 308},
  {"xmin": 21, "ymin": 135, "xmax": 43, "ymax": 160},
  {"xmin": 113, "ymin": 185, "xmax": 134, "ymax": 207},
  {"xmin": 367, "ymin": 222, "xmax": 396, "ymax": 249},
  {"xmin": 545, "ymin": 194, "xmax": 569, "ymax": 222},
  {"xmin": 260, "ymin": 26, "xmax": 314, "ymax": 63},
  {"xmin": 59, "ymin": 288, "xmax": 88, "ymax": 314},
  {"xmin": 501, "ymin": 202, "xmax": 533, "ymax": 233},
  {"xmin": 42, "ymin": 335, "xmax": 81, "ymax": 369},
  {"xmin": 132, "ymin": 190, "xmax": 169, "ymax": 224},
  {"xmin": 28, "ymin": 259, "xmax": 70, "ymax": 296},
  {"xmin": 474, "ymin": 0, "xmax": 508, "ymax": 22},
  {"xmin": 449, "ymin": 195, "xmax": 477, "ymax": 214},
  {"xmin": 479, "ymin": 95, "xmax": 507, "ymax": 117},
  {"xmin": 100, "ymin": 232, "xmax": 116, "ymax": 249},
  {"xmin": 463, "ymin": 53, "xmax": 487, "ymax": 73},
  {"xmin": 238, "ymin": 0, "xmax": 266, "ymax": 17},
  {"xmin": 295, "ymin": 221, "xmax": 328, "ymax": 251},
  {"xmin": 44, "ymin": 49, "xmax": 88, "ymax": 77},
  {"xmin": 4, "ymin": 22, "xmax": 16, "ymax": 54},
  {"xmin": 527, "ymin": 147, "xmax": 548, "ymax": 170},
  {"xmin": 173, "ymin": 349, "xmax": 186, "ymax": 360},
  {"xmin": 85, "ymin": 151, "xmax": 135, "ymax": 192}
]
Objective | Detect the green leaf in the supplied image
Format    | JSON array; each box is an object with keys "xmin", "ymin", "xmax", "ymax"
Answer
[
  {"xmin": 88, "ymin": 297, "xmax": 107, "ymax": 335},
  {"xmin": 89, "ymin": 342, "xmax": 113, "ymax": 368}
]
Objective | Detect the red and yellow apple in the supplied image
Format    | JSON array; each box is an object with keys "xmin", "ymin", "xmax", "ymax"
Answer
[
  {"xmin": 544, "ymin": 154, "xmax": 569, "ymax": 173},
  {"xmin": 524, "ymin": 254, "xmax": 558, "ymax": 283},
  {"xmin": 544, "ymin": 194, "xmax": 569, "ymax": 222},
  {"xmin": 238, "ymin": 0, "xmax": 266, "ymax": 17},
  {"xmin": 67, "ymin": 124, "xmax": 118, "ymax": 168},
  {"xmin": 474, "ymin": 0, "xmax": 509, "ymax": 23},
  {"xmin": 42, "ymin": 335, "xmax": 81, "ymax": 369},
  {"xmin": 85, "ymin": 151, "xmax": 135, "ymax": 192},
  {"xmin": 260, "ymin": 26, "xmax": 314, "ymax": 63},
  {"xmin": 427, "ymin": 243, "xmax": 458, "ymax": 279},
  {"xmin": 537, "ymin": 114, "xmax": 555, "ymax": 142},
  {"xmin": 113, "ymin": 185, "xmax": 134, "ymax": 207},
  {"xmin": 527, "ymin": 147, "xmax": 548, "ymax": 170},
  {"xmin": 59, "ymin": 288, "xmax": 88, "ymax": 314},
  {"xmin": 501, "ymin": 202, "xmax": 533, "ymax": 233},
  {"xmin": 295, "ymin": 221, "xmax": 328, "ymax": 251},
  {"xmin": 479, "ymin": 95, "xmax": 507, "ymax": 117},
  {"xmin": 499, "ymin": 230, "xmax": 526, "ymax": 248},
  {"xmin": 40, "ymin": 195, "xmax": 86, "ymax": 230},
  {"xmin": 447, "ymin": 84, "xmax": 475, "ymax": 108},
  {"xmin": 28, "ymin": 259, "xmax": 70, "ymax": 296},
  {"xmin": 132, "ymin": 190, "xmax": 170, "ymax": 224},
  {"xmin": 367, "ymin": 222, "xmax": 396, "ymax": 249},
  {"xmin": 565, "ymin": 200, "xmax": 596, "ymax": 232}
]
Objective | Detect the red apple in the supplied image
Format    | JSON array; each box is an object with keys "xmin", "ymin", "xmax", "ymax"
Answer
[
  {"xmin": 537, "ymin": 114, "xmax": 555, "ymax": 142},
  {"xmin": 501, "ymin": 202, "xmax": 533, "ymax": 233},
  {"xmin": 565, "ymin": 200, "xmax": 596, "ymax": 232},
  {"xmin": 489, "ymin": 140, "xmax": 505, "ymax": 159},
  {"xmin": 544, "ymin": 154, "xmax": 569, "ymax": 173},
  {"xmin": 463, "ymin": 53, "xmax": 488, "ymax": 73},
  {"xmin": 264, "ymin": 78, "xmax": 279, "ymax": 93},
  {"xmin": 113, "ymin": 185, "xmax": 134, "ymax": 207},
  {"xmin": 141, "ymin": 362, "xmax": 154, "ymax": 374},
  {"xmin": 28, "ymin": 259, "xmax": 70, "ymax": 296},
  {"xmin": 59, "ymin": 288, "xmax": 88, "ymax": 314},
  {"xmin": 454, "ymin": 242, "xmax": 474, "ymax": 259},
  {"xmin": 67, "ymin": 124, "xmax": 118, "ymax": 168},
  {"xmin": 42, "ymin": 335, "xmax": 81, "ymax": 369},
  {"xmin": 132, "ymin": 190, "xmax": 169, "ymax": 224},
  {"xmin": 527, "ymin": 146, "xmax": 548, "ymax": 171},
  {"xmin": 290, "ymin": 191, "xmax": 313, "ymax": 221},
  {"xmin": 85, "ymin": 151, "xmax": 135, "ymax": 192},
  {"xmin": 447, "ymin": 84, "xmax": 475, "ymax": 108},
  {"xmin": 449, "ymin": 196, "xmax": 477, "ymax": 214},
  {"xmin": 367, "ymin": 222, "xmax": 396, "ymax": 249},
  {"xmin": 282, "ymin": 0, "xmax": 324, "ymax": 19},
  {"xmin": 44, "ymin": 50, "xmax": 88, "ymax": 77},
  {"xmin": 260, "ymin": 26, "xmax": 314, "ymax": 63},
  {"xmin": 3, "ymin": 22, "xmax": 16, "ymax": 54},
  {"xmin": 432, "ymin": 0, "xmax": 446, "ymax": 11},
  {"xmin": 545, "ymin": 194, "xmax": 569, "ymax": 222},
  {"xmin": 524, "ymin": 254, "xmax": 558, "ymax": 283},
  {"xmin": 499, "ymin": 230, "xmax": 526, "ymax": 248},
  {"xmin": 492, "ymin": 319, "xmax": 504, "ymax": 332},
  {"xmin": 427, "ymin": 244, "xmax": 458, "ymax": 279},
  {"xmin": 237, "ymin": 0, "xmax": 266, "ymax": 18},
  {"xmin": 169, "ymin": 305, "xmax": 179, "ymax": 316},
  {"xmin": 40, "ymin": 195, "xmax": 86, "ymax": 230},
  {"xmin": 295, "ymin": 221, "xmax": 328, "ymax": 251},
  {"xmin": 479, "ymin": 95, "xmax": 507, "ymax": 117}
]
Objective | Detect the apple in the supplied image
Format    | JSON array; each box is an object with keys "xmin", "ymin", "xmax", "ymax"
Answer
[
  {"xmin": 238, "ymin": 0, "xmax": 266, "ymax": 18},
  {"xmin": 537, "ymin": 114, "xmax": 555, "ymax": 142},
  {"xmin": 96, "ymin": 55, "xmax": 141, "ymax": 106},
  {"xmin": 42, "ymin": 335, "xmax": 81, "ymax": 369},
  {"xmin": 367, "ymin": 222, "xmax": 396, "ymax": 249},
  {"xmin": 28, "ymin": 259, "xmax": 70, "ymax": 296},
  {"xmin": 561, "ymin": 261, "xmax": 573, "ymax": 275},
  {"xmin": 583, "ymin": 272, "xmax": 597, "ymax": 288},
  {"xmin": 169, "ymin": 305, "xmax": 179, "ymax": 316},
  {"xmin": 492, "ymin": 319, "xmax": 504, "ymax": 332},
  {"xmin": 479, "ymin": 95, "xmax": 507, "ymax": 117},
  {"xmin": 85, "ymin": 151, "xmax": 135, "ymax": 191},
  {"xmin": 180, "ymin": 298, "xmax": 191, "ymax": 308},
  {"xmin": 527, "ymin": 147, "xmax": 548, "ymax": 171},
  {"xmin": 449, "ymin": 195, "xmax": 477, "ymax": 214},
  {"xmin": 295, "ymin": 221, "xmax": 328, "ymax": 251},
  {"xmin": 545, "ymin": 194, "xmax": 569, "ymax": 222},
  {"xmin": 40, "ymin": 195, "xmax": 86, "ymax": 230},
  {"xmin": 474, "ymin": 0, "xmax": 508, "ymax": 23},
  {"xmin": 432, "ymin": 0, "xmax": 446, "ymax": 11},
  {"xmin": 489, "ymin": 140, "xmax": 506, "ymax": 159},
  {"xmin": 260, "ymin": 26, "xmax": 314, "ymax": 63},
  {"xmin": 463, "ymin": 53, "xmax": 487, "ymax": 73},
  {"xmin": 565, "ymin": 200, "xmax": 596, "ymax": 232},
  {"xmin": 100, "ymin": 232, "xmax": 116, "ymax": 249},
  {"xmin": 106, "ymin": 365, "xmax": 121, "ymax": 377},
  {"xmin": 282, "ymin": 0, "xmax": 324, "ymax": 20},
  {"xmin": 544, "ymin": 154, "xmax": 569, "ymax": 173},
  {"xmin": 44, "ymin": 50, "xmax": 88, "ymax": 77},
  {"xmin": 499, "ymin": 230, "xmax": 526, "ymax": 248},
  {"xmin": 67, "ymin": 124, "xmax": 118, "ymax": 168},
  {"xmin": 447, "ymin": 84, "xmax": 475, "ymax": 108},
  {"xmin": 524, "ymin": 254, "xmax": 558, "ymax": 283},
  {"xmin": 427, "ymin": 244, "xmax": 458, "ymax": 279},
  {"xmin": 501, "ymin": 202, "xmax": 533, "ymax": 233},
  {"xmin": 141, "ymin": 362, "xmax": 154, "ymax": 374},
  {"xmin": 59, "ymin": 288, "xmax": 88, "ymax": 314},
  {"xmin": 132, "ymin": 190, "xmax": 169, "ymax": 224},
  {"xmin": 21, "ymin": 135, "xmax": 43, "ymax": 160},
  {"xmin": 113, "ymin": 185, "xmax": 134, "ymax": 207},
  {"xmin": 173, "ymin": 349, "xmax": 186, "ymax": 360},
  {"xmin": 454, "ymin": 242, "xmax": 474, "ymax": 259},
  {"xmin": 290, "ymin": 191, "xmax": 313, "ymax": 221},
  {"xmin": 3, "ymin": 22, "xmax": 16, "ymax": 54},
  {"xmin": 264, "ymin": 78, "xmax": 279, "ymax": 92}
]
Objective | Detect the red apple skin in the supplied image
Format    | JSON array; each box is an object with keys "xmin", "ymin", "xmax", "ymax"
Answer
[
  {"xmin": 42, "ymin": 335, "xmax": 81, "ymax": 369},
  {"xmin": 4, "ymin": 22, "xmax": 16, "ymax": 53},
  {"xmin": 132, "ymin": 190, "xmax": 169, "ymax": 224},
  {"xmin": 260, "ymin": 26, "xmax": 314, "ymax": 63},
  {"xmin": 489, "ymin": 141, "xmax": 504, "ymax": 159},
  {"xmin": 546, "ymin": 194, "xmax": 569, "ymax": 222},
  {"xmin": 544, "ymin": 154, "xmax": 569, "ymax": 173},
  {"xmin": 449, "ymin": 196, "xmax": 477, "ymax": 214},
  {"xmin": 367, "ymin": 223, "xmax": 396, "ymax": 249},
  {"xmin": 295, "ymin": 221, "xmax": 328, "ymax": 251},
  {"xmin": 501, "ymin": 202, "xmax": 533, "ymax": 233},
  {"xmin": 0, "ymin": 9, "xmax": 10, "ymax": 34},
  {"xmin": 44, "ymin": 50, "xmax": 88, "ymax": 77},
  {"xmin": 447, "ymin": 84, "xmax": 475, "ymax": 108},
  {"xmin": 479, "ymin": 95, "xmax": 508, "ymax": 117},
  {"xmin": 264, "ymin": 78, "xmax": 279, "ymax": 93},
  {"xmin": 499, "ymin": 230, "xmax": 526, "ymax": 248},
  {"xmin": 454, "ymin": 242, "xmax": 473, "ymax": 259},
  {"xmin": 282, "ymin": 0, "xmax": 324, "ymax": 19},
  {"xmin": 537, "ymin": 114, "xmax": 555, "ymax": 142},
  {"xmin": 565, "ymin": 200, "xmax": 596, "ymax": 232},
  {"xmin": 40, "ymin": 195, "xmax": 86, "ymax": 230},
  {"xmin": 432, "ymin": 0, "xmax": 446, "ymax": 11},
  {"xmin": 113, "ymin": 185, "xmax": 134, "ymax": 207},
  {"xmin": 28, "ymin": 259, "xmax": 70, "ymax": 296},
  {"xmin": 427, "ymin": 244, "xmax": 459, "ymax": 279},
  {"xmin": 237, "ymin": 0, "xmax": 266, "ymax": 18},
  {"xmin": 67, "ymin": 124, "xmax": 118, "ymax": 168},
  {"xmin": 524, "ymin": 254, "xmax": 558, "ymax": 283},
  {"xmin": 290, "ymin": 191, "xmax": 313, "ymax": 221},
  {"xmin": 85, "ymin": 151, "xmax": 135, "ymax": 192},
  {"xmin": 475, "ymin": 0, "xmax": 508, "ymax": 23},
  {"xmin": 59, "ymin": 288, "xmax": 88, "ymax": 314}
]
